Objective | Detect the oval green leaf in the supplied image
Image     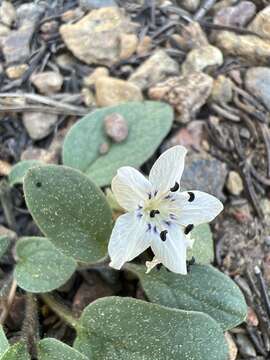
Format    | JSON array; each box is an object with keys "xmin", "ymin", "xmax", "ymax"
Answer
[
  {"xmin": 0, "ymin": 342, "xmax": 30, "ymax": 360},
  {"xmin": 9, "ymin": 160, "xmax": 43, "ymax": 186},
  {"xmin": 188, "ymin": 224, "xmax": 214, "ymax": 264},
  {"xmin": 63, "ymin": 101, "xmax": 173, "ymax": 186},
  {"xmin": 0, "ymin": 326, "xmax": 9, "ymax": 357},
  {"xmin": 74, "ymin": 296, "xmax": 228, "ymax": 360},
  {"xmin": 14, "ymin": 237, "xmax": 77, "ymax": 293},
  {"xmin": 127, "ymin": 264, "xmax": 247, "ymax": 331},
  {"xmin": 38, "ymin": 338, "xmax": 88, "ymax": 360},
  {"xmin": 23, "ymin": 165, "xmax": 112, "ymax": 263}
]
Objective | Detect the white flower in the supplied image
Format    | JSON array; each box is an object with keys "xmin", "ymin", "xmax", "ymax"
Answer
[{"xmin": 108, "ymin": 146, "xmax": 223, "ymax": 274}]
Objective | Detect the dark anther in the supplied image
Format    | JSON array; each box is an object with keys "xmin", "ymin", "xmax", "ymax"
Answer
[
  {"xmin": 156, "ymin": 264, "xmax": 162, "ymax": 271},
  {"xmin": 150, "ymin": 209, "xmax": 160, "ymax": 218},
  {"xmin": 187, "ymin": 256, "xmax": 196, "ymax": 273},
  {"xmin": 188, "ymin": 191, "xmax": 195, "ymax": 202},
  {"xmin": 148, "ymin": 193, "xmax": 152, "ymax": 199},
  {"xmin": 184, "ymin": 224, "xmax": 194, "ymax": 235},
  {"xmin": 147, "ymin": 223, "xmax": 151, "ymax": 232},
  {"xmin": 170, "ymin": 182, "xmax": 179, "ymax": 192},
  {"xmin": 160, "ymin": 230, "xmax": 168, "ymax": 241},
  {"xmin": 36, "ymin": 182, "xmax": 42, "ymax": 188}
]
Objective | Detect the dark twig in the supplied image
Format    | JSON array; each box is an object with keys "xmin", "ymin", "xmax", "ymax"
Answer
[
  {"xmin": 259, "ymin": 123, "xmax": 270, "ymax": 178},
  {"xmin": 194, "ymin": 0, "xmax": 217, "ymax": 21},
  {"xmin": 246, "ymin": 325, "xmax": 268, "ymax": 357},
  {"xmin": 199, "ymin": 20, "xmax": 265, "ymax": 39},
  {"xmin": 254, "ymin": 266, "xmax": 270, "ymax": 318}
]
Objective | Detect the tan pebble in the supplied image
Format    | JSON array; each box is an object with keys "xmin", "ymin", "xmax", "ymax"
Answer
[
  {"xmin": 225, "ymin": 332, "xmax": 238, "ymax": 360},
  {"xmin": 247, "ymin": 307, "xmax": 259, "ymax": 327},
  {"xmin": 129, "ymin": 49, "xmax": 179, "ymax": 90},
  {"xmin": 136, "ymin": 36, "xmax": 152, "ymax": 55},
  {"xmin": 81, "ymin": 87, "xmax": 96, "ymax": 107},
  {"xmin": 248, "ymin": 5, "xmax": 270, "ymax": 40},
  {"xmin": 211, "ymin": 75, "xmax": 233, "ymax": 104},
  {"xmin": 61, "ymin": 8, "xmax": 84, "ymax": 22},
  {"xmin": 226, "ymin": 171, "xmax": 244, "ymax": 195},
  {"xmin": 95, "ymin": 76, "xmax": 143, "ymax": 107},
  {"xmin": 30, "ymin": 71, "xmax": 63, "ymax": 95},
  {"xmin": 0, "ymin": 1, "xmax": 16, "ymax": 27},
  {"xmin": 6, "ymin": 64, "xmax": 29, "ymax": 79},
  {"xmin": 182, "ymin": 45, "xmax": 223, "ymax": 75},
  {"xmin": 104, "ymin": 113, "xmax": 128, "ymax": 143},
  {"xmin": 83, "ymin": 67, "xmax": 109, "ymax": 87},
  {"xmin": 119, "ymin": 33, "xmax": 138, "ymax": 60},
  {"xmin": 0, "ymin": 159, "xmax": 12, "ymax": 176}
]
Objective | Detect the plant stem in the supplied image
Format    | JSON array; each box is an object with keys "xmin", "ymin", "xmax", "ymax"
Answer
[
  {"xmin": 40, "ymin": 293, "xmax": 79, "ymax": 330},
  {"xmin": 0, "ymin": 180, "xmax": 17, "ymax": 232}
]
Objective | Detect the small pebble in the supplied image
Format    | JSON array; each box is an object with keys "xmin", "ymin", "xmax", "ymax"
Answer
[
  {"xmin": 214, "ymin": 1, "xmax": 256, "ymax": 27},
  {"xmin": 0, "ymin": 1, "xmax": 16, "ymax": 27},
  {"xmin": 119, "ymin": 33, "xmax": 138, "ymax": 60},
  {"xmin": 182, "ymin": 45, "xmax": 223, "ymax": 75},
  {"xmin": 104, "ymin": 113, "xmax": 128, "ymax": 143},
  {"xmin": 249, "ymin": 5, "xmax": 270, "ymax": 40},
  {"xmin": 6, "ymin": 64, "xmax": 29, "ymax": 79},
  {"xmin": 211, "ymin": 75, "xmax": 233, "ymax": 104},
  {"xmin": 149, "ymin": 72, "xmax": 213, "ymax": 123},
  {"xmin": 23, "ymin": 112, "xmax": 58, "ymax": 140},
  {"xmin": 81, "ymin": 88, "xmax": 96, "ymax": 107},
  {"xmin": 226, "ymin": 171, "xmax": 243, "ymax": 196},
  {"xmin": 95, "ymin": 76, "xmax": 143, "ymax": 107},
  {"xmin": 84, "ymin": 67, "xmax": 110, "ymax": 88},
  {"xmin": 99, "ymin": 142, "xmax": 110, "ymax": 155},
  {"xmin": 245, "ymin": 67, "xmax": 270, "ymax": 111},
  {"xmin": 236, "ymin": 333, "xmax": 256, "ymax": 358},
  {"xmin": 129, "ymin": 49, "xmax": 179, "ymax": 90},
  {"xmin": 30, "ymin": 71, "xmax": 64, "ymax": 95}
]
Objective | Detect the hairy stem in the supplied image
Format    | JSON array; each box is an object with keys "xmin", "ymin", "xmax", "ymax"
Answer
[{"xmin": 40, "ymin": 293, "xmax": 79, "ymax": 330}]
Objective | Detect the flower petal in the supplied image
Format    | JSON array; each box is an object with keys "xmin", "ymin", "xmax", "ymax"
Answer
[
  {"xmin": 112, "ymin": 166, "xmax": 152, "ymax": 211},
  {"xmin": 108, "ymin": 213, "xmax": 149, "ymax": 270},
  {"xmin": 149, "ymin": 145, "xmax": 187, "ymax": 193},
  {"xmin": 151, "ymin": 225, "xmax": 188, "ymax": 274},
  {"xmin": 176, "ymin": 191, "xmax": 224, "ymax": 226}
]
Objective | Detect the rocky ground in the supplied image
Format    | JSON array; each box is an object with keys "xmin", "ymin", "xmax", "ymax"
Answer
[{"xmin": 1, "ymin": 0, "xmax": 270, "ymax": 359}]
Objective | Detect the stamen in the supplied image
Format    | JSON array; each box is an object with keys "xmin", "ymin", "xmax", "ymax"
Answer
[
  {"xmin": 160, "ymin": 230, "xmax": 168, "ymax": 241},
  {"xmin": 154, "ymin": 190, "xmax": 158, "ymax": 196},
  {"xmin": 153, "ymin": 225, "xmax": 157, "ymax": 233},
  {"xmin": 150, "ymin": 209, "xmax": 160, "ymax": 218},
  {"xmin": 147, "ymin": 223, "xmax": 151, "ymax": 232},
  {"xmin": 188, "ymin": 191, "xmax": 195, "ymax": 202},
  {"xmin": 148, "ymin": 193, "xmax": 152, "ymax": 199},
  {"xmin": 170, "ymin": 182, "xmax": 179, "ymax": 192},
  {"xmin": 184, "ymin": 224, "xmax": 194, "ymax": 235}
]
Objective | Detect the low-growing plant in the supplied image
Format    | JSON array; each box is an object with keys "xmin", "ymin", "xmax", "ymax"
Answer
[{"xmin": 0, "ymin": 102, "xmax": 247, "ymax": 360}]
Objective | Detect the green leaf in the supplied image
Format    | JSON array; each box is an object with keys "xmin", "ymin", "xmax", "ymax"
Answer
[
  {"xmin": 9, "ymin": 160, "xmax": 43, "ymax": 186},
  {"xmin": 127, "ymin": 264, "xmax": 247, "ymax": 331},
  {"xmin": 14, "ymin": 237, "xmax": 76, "ymax": 293},
  {"xmin": 38, "ymin": 338, "xmax": 88, "ymax": 360},
  {"xmin": 0, "ymin": 342, "xmax": 30, "ymax": 360},
  {"xmin": 23, "ymin": 165, "xmax": 112, "ymax": 263},
  {"xmin": 188, "ymin": 224, "xmax": 214, "ymax": 264},
  {"xmin": 0, "ymin": 326, "xmax": 9, "ymax": 357},
  {"xmin": 0, "ymin": 236, "xmax": 11, "ymax": 259},
  {"xmin": 63, "ymin": 101, "xmax": 173, "ymax": 186},
  {"xmin": 74, "ymin": 296, "xmax": 228, "ymax": 360}
]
